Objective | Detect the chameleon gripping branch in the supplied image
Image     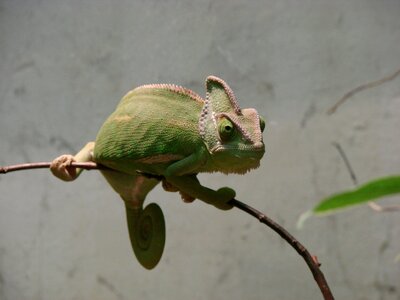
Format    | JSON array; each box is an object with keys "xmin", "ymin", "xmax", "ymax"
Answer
[
  {"xmin": 1, "ymin": 161, "xmax": 334, "ymax": 300},
  {"xmin": 43, "ymin": 76, "xmax": 267, "ymax": 269}
]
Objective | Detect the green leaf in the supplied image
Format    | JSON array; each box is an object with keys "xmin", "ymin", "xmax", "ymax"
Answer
[{"xmin": 313, "ymin": 175, "xmax": 400, "ymax": 214}]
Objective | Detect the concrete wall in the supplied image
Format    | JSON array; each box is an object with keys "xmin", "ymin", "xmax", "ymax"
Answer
[{"xmin": 1, "ymin": 1, "xmax": 399, "ymax": 299}]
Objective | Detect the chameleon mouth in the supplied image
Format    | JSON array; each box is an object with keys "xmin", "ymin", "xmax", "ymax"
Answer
[
  {"xmin": 211, "ymin": 143, "xmax": 265, "ymax": 162},
  {"xmin": 212, "ymin": 143, "xmax": 265, "ymax": 154}
]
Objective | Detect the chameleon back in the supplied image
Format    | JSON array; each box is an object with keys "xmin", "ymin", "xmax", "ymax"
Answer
[{"xmin": 93, "ymin": 85, "xmax": 205, "ymax": 175}]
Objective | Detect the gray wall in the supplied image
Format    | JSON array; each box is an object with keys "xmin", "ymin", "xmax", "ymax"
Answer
[{"xmin": 1, "ymin": 1, "xmax": 400, "ymax": 299}]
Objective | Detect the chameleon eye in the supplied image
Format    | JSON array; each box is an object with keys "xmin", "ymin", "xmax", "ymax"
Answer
[
  {"xmin": 218, "ymin": 118, "xmax": 235, "ymax": 142},
  {"xmin": 259, "ymin": 116, "xmax": 266, "ymax": 132}
]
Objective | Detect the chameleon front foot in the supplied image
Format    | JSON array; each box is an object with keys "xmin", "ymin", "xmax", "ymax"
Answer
[
  {"xmin": 50, "ymin": 155, "xmax": 78, "ymax": 181},
  {"xmin": 126, "ymin": 203, "xmax": 166, "ymax": 270}
]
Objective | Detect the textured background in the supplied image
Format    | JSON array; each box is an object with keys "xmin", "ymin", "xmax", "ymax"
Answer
[{"xmin": 1, "ymin": 1, "xmax": 400, "ymax": 299}]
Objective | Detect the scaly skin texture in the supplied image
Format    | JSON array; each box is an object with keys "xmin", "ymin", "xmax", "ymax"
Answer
[{"xmin": 50, "ymin": 76, "xmax": 265, "ymax": 269}]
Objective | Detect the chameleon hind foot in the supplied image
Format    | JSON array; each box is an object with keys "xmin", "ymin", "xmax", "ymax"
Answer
[
  {"xmin": 50, "ymin": 154, "xmax": 78, "ymax": 181},
  {"xmin": 161, "ymin": 179, "xmax": 179, "ymax": 192},
  {"xmin": 213, "ymin": 187, "xmax": 235, "ymax": 210},
  {"xmin": 162, "ymin": 179, "xmax": 195, "ymax": 203},
  {"xmin": 126, "ymin": 203, "xmax": 166, "ymax": 270},
  {"xmin": 179, "ymin": 191, "xmax": 195, "ymax": 203}
]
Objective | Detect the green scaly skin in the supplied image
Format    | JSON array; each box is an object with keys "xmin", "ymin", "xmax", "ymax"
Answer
[{"xmin": 50, "ymin": 76, "xmax": 265, "ymax": 269}]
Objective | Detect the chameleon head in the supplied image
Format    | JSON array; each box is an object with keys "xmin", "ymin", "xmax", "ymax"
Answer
[{"xmin": 199, "ymin": 76, "xmax": 265, "ymax": 174}]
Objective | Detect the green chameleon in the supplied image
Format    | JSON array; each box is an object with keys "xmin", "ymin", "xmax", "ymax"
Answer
[{"xmin": 50, "ymin": 76, "xmax": 265, "ymax": 269}]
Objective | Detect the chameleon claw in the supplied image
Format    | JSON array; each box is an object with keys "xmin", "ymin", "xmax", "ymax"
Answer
[
  {"xmin": 179, "ymin": 191, "xmax": 196, "ymax": 203},
  {"xmin": 161, "ymin": 179, "xmax": 179, "ymax": 193},
  {"xmin": 50, "ymin": 154, "xmax": 77, "ymax": 181},
  {"xmin": 213, "ymin": 187, "xmax": 235, "ymax": 210}
]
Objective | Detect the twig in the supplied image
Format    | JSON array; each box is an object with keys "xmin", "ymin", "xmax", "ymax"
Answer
[
  {"xmin": 332, "ymin": 144, "xmax": 400, "ymax": 214},
  {"xmin": 0, "ymin": 161, "xmax": 334, "ymax": 299},
  {"xmin": 368, "ymin": 201, "xmax": 400, "ymax": 212},
  {"xmin": 327, "ymin": 67, "xmax": 400, "ymax": 115},
  {"xmin": 230, "ymin": 199, "xmax": 334, "ymax": 300},
  {"xmin": 0, "ymin": 162, "xmax": 106, "ymax": 174},
  {"xmin": 332, "ymin": 142, "xmax": 358, "ymax": 185}
]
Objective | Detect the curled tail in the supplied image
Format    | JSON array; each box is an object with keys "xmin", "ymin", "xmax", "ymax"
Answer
[
  {"xmin": 125, "ymin": 202, "xmax": 166, "ymax": 270},
  {"xmin": 98, "ymin": 170, "xmax": 164, "ymax": 269}
]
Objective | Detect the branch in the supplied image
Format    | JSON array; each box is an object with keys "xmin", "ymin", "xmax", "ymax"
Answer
[
  {"xmin": 229, "ymin": 199, "xmax": 334, "ymax": 299},
  {"xmin": 1, "ymin": 161, "xmax": 334, "ymax": 299},
  {"xmin": 368, "ymin": 201, "xmax": 400, "ymax": 212},
  {"xmin": 327, "ymin": 67, "xmax": 400, "ymax": 115},
  {"xmin": 0, "ymin": 161, "xmax": 106, "ymax": 174},
  {"xmin": 332, "ymin": 142, "xmax": 358, "ymax": 186}
]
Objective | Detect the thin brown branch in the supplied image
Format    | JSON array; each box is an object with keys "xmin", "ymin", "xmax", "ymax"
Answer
[
  {"xmin": 0, "ymin": 161, "xmax": 106, "ymax": 174},
  {"xmin": 327, "ymin": 67, "xmax": 400, "ymax": 115},
  {"xmin": 332, "ymin": 142, "xmax": 358, "ymax": 186},
  {"xmin": 368, "ymin": 201, "xmax": 400, "ymax": 212},
  {"xmin": 0, "ymin": 161, "xmax": 334, "ymax": 299},
  {"xmin": 229, "ymin": 199, "xmax": 334, "ymax": 300},
  {"xmin": 0, "ymin": 162, "xmax": 51, "ymax": 173}
]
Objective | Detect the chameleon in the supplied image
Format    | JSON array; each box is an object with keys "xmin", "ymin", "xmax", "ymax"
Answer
[{"xmin": 50, "ymin": 75, "xmax": 265, "ymax": 269}]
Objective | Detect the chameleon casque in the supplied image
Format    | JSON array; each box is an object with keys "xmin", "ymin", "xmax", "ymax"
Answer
[{"xmin": 50, "ymin": 76, "xmax": 265, "ymax": 269}]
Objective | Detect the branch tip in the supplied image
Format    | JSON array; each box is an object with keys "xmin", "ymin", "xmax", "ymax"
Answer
[{"xmin": 327, "ymin": 67, "xmax": 400, "ymax": 115}]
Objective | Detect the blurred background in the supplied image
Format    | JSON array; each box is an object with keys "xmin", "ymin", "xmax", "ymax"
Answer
[{"xmin": 1, "ymin": 1, "xmax": 399, "ymax": 299}]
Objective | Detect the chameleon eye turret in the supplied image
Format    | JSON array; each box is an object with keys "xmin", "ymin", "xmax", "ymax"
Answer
[
  {"xmin": 259, "ymin": 116, "xmax": 266, "ymax": 132},
  {"xmin": 218, "ymin": 117, "xmax": 235, "ymax": 142}
]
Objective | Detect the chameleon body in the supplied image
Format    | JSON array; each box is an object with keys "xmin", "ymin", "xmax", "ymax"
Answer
[{"xmin": 50, "ymin": 76, "xmax": 265, "ymax": 269}]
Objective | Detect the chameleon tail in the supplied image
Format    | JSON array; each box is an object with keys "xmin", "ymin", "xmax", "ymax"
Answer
[
  {"xmin": 98, "ymin": 169, "xmax": 165, "ymax": 269},
  {"xmin": 125, "ymin": 202, "xmax": 166, "ymax": 270}
]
